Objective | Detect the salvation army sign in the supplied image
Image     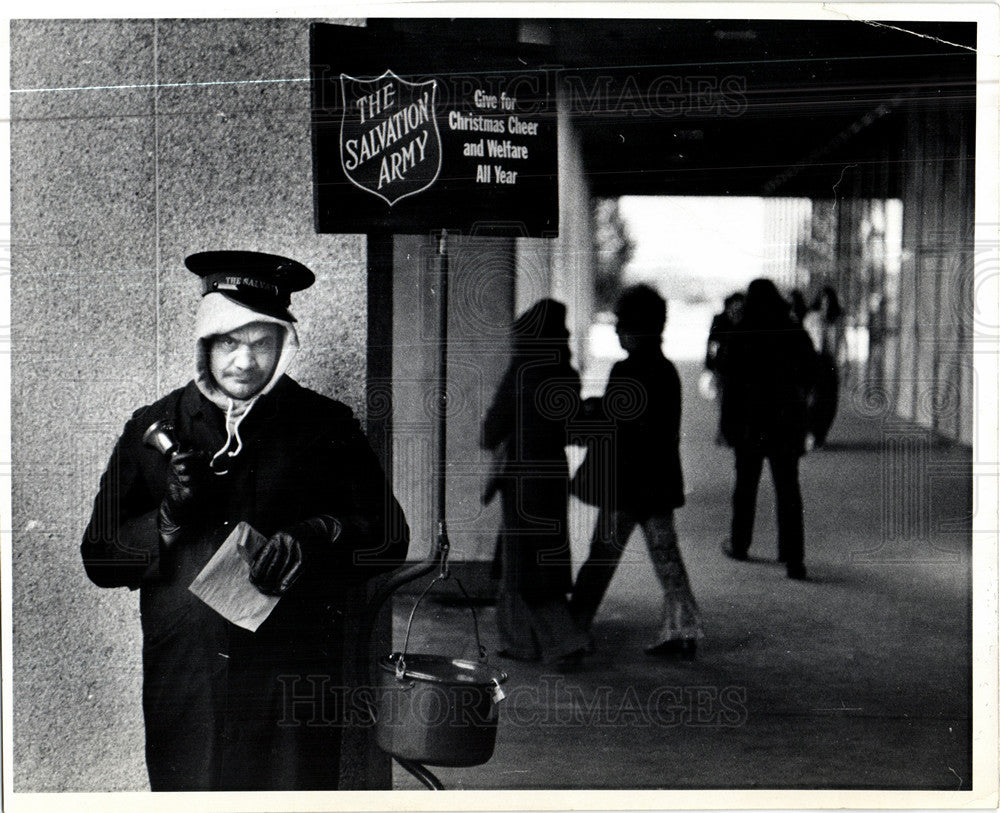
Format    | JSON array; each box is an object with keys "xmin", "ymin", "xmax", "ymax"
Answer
[
  {"xmin": 339, "ymin": 71, "xmax": 441, "ymax": 206},
  {"xmin": 311, "ymin": 22, "xmax": 558, "ymax": 236}
]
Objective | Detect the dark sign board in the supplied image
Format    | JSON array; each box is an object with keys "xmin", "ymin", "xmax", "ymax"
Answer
[{"xmin": 311, "ymin": 22, "xmax": 558, "ymax": 237}]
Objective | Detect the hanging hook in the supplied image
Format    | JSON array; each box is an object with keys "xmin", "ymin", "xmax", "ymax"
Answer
[{"xmin": 437, "ymin": 521, "xmax": 451, "ymax": 579}]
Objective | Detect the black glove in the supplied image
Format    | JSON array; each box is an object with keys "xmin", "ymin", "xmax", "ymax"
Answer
[
  {"xmin": 249, "ymin": 531, "xmax": 304, "ymax": 596},
  {"xmin": 248, "ymin": 516, "xmax": 342, "ymax": 597},
  {"xmin": 157, "ymin": 450, "xmax": 208, "ymax": 552}
]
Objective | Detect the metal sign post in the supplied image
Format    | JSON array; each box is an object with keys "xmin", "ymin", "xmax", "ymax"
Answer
[
  {"xmin": 352, "ymin": 231, "xmax": 452, "ymax": 790},
  {"xmin": 434, "ymin": 230, "xmax": 450, "ymax": 578}
]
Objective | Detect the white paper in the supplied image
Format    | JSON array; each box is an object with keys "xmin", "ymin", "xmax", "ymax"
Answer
[{"xmin": 188, "ymin": 521, "xmax": 280, "ymax": 632}]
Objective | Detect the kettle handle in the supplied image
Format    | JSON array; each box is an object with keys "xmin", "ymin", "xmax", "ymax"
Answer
[{"xmin": 397, "ymin": 575, "xmax": 486, "ymax": 674}]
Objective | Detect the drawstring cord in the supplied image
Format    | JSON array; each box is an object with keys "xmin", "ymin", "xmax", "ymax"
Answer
[
  {"xmin": 210, "ymin": 396, "xmax": 258, "ymax": 474},
  {"xmin": 227, "ymin": 396, "xmax": 255, "ymax": 457}
]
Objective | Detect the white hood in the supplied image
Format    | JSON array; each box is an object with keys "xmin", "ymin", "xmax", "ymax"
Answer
[
  {"xmin": 194, "ymin": 292, "xmax": 300, "ymax": 471},
  {"xmin": 194, "ymin": 292, "xmax": 299, "ymax": 410}
]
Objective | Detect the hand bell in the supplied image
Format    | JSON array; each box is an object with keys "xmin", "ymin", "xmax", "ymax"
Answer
[{"xmin": 142, "ymin": 420, "xmax": 179, "ymax": 458}]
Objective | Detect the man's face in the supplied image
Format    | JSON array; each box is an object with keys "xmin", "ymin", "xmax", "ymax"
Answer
[{"xmin": 209, "ymin": 322, "xmax": 283, "ymax": 401}]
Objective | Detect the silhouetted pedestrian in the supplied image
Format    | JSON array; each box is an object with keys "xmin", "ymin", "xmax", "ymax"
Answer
[
  {"xmin": 719, "ymin": 278, "xmax": 817, "ymax": 580},
  {"xmin": 482, "ymin": 299, "xmax": 591, "ymax": 671},
  {"xmin": 706, "ymin": 292, "xmax": 745, "ymax": 445},
  {"xmin": 803, "ymin": 285, "xmax": 844, "ymax": 447},
  {"xmin": 705, "ymin": 292, "xmax": 745, "ymax": 372},
  {"xmin": 570, "ymin": 285, "xmax": 702, "ymax": 658}
]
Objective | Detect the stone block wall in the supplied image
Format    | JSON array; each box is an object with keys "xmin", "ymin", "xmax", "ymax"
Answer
[{"xmin": 11, "ymin": 18, "xmax": 366, "ymax": 791}]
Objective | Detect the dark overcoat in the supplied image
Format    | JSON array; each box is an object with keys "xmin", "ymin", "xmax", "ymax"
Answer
[
  {"xmin": 600, "ymin": 349, "xmax": 685, "ymax": 518},
  {"xmin": 482, "ymin": 356, "xmax": 580, "ymax": 601},
  {"xmin": 81, "ymin": 376, "xmax": 409, "ymax": 791},
  {"xmin": 719, "ymin": 319, "xmax": 818, "ymax": 454}
]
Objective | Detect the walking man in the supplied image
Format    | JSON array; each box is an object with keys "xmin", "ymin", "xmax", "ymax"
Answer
[{"xmin": 719, "ymin": 278, "xmax": 817, "ymax": 579}]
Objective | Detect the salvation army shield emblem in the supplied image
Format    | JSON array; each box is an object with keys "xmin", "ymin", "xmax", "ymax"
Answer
[{"xmin": 339, "ymin": 71, "xmax": 442, "ymax": 206}]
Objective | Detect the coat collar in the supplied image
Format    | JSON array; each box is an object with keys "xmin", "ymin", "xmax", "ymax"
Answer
[{"xmin": 180, "ymin": 375, "xmax": 295, "ymax": 422}]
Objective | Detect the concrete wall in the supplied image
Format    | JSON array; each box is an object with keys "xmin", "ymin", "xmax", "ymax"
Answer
[
  {"xmin": 819, "ymin": 98, "xmax": 975, "ymax": 446},
  {"xmin": 391, "ymin": 233, "xmax": 515, "ymax": 581},
  {"xmin": 11, "ymin": 19, "xmax": 368, "ymax": 791},
  {"xmin": 898, "ymin": 95, "xmax": 975, "ymax": 445}
]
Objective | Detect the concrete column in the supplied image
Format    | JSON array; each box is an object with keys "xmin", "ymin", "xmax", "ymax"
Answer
[{"xmin": 392, "ymin": 233, "xmax": 514, "ymax": 592}]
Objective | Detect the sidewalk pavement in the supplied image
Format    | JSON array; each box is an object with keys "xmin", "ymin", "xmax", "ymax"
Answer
[{"xmin": 391, "ymin": 360, "xmax": 973, "ymax": 790}]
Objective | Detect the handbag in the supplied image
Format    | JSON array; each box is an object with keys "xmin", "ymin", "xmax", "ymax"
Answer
[{"xmin": 569, "ymin": 433, "xmax": 615, "ymax": 507}]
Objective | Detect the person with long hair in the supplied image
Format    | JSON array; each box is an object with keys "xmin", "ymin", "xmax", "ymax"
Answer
[
  {"xmin": 705, "ymin": 291, "xmax": 745, "ymax": 445},
  {"xmin": 482, "ymin": 299, "xmax": 591, "ymax": 671},
  {"xmin": 802, "ymin": 285, "xmax": 844, "ymax": 447},
  {"xmin": 719, "ymin": 278, "xmax": 818, "ymax": 580}
]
